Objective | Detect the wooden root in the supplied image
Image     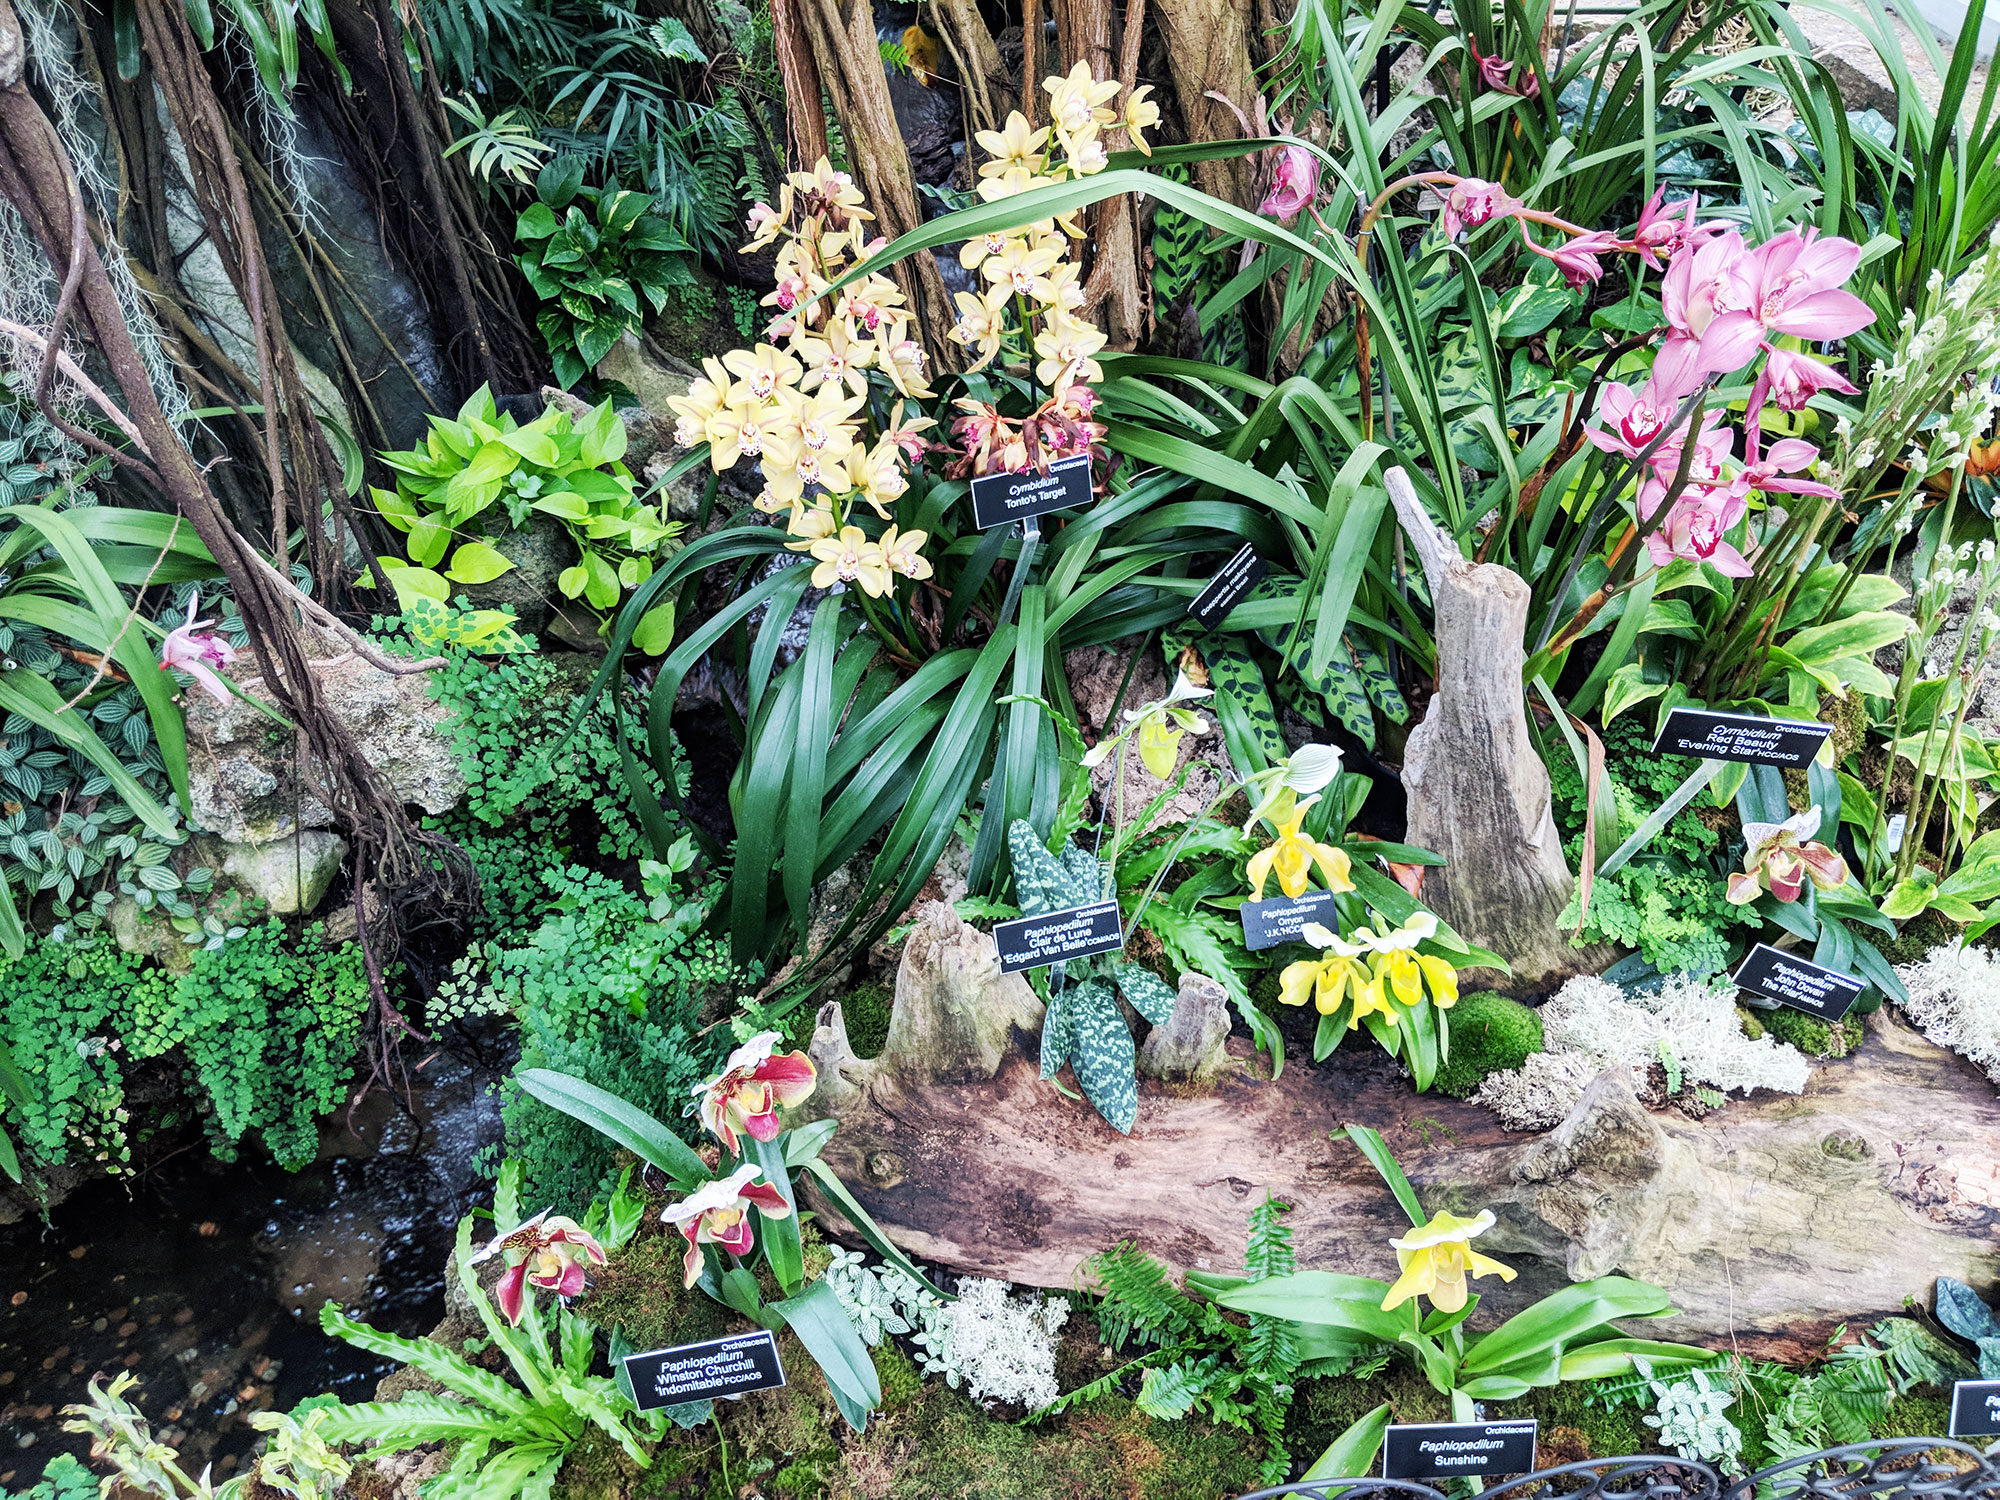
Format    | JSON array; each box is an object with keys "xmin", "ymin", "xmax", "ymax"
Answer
[{"xmin": 804, "ymin": 902, "xmax": 1999, "ymax": 1359}]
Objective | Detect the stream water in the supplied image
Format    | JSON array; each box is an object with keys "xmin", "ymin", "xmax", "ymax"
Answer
[{"xmin": 0, "ymin": 1037, "xmax": 504, "ymax": 1488}]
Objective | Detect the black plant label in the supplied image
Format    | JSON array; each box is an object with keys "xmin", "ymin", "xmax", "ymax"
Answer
[
  {"xmin": 1731, "ymin": 942, "xmax": 1863, "ymax": 1020},
  {"xmin": 623, "ymin": 1330, "xmax": 786, "ymax": 1410},
  {"xmin": 995, "ymin": 900, "xmax": 1124, "ymax": 972},
  {"xmin": 1382, "ymin": 1421, "xmax": 1538, "ymax": 1480},
  {"xmin": 1188, "ymin": 544, "xmax": 1267, "ymax": 631},
  {"xmin": 1651, "ymin": 707, "xmax": 1832, "ymax": 767},
  {"xmin": 969, "ymin": 453, "xmax": 1094, "ymax": 530},
  {"xmin": 1238, "ymin": 890, "xmax": 1342, "ymax": 951},
  {"xmin": 1950, "ymin": 1379, "xmax": 2000, "ymax": 1437}
]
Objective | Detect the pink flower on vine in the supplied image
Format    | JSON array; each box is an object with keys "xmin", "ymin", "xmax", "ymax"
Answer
[
  {"xmin": 1542, "ymin": 229, "xmax": 1620, "ymax": 289},
  {"xmin": 1441, "ymin": 178, "xmax": 1521, "ymax": 239},
  {"xmin": 1467, "ymin": 37, "xmax": 1539, "ymax": 97},
  {"xmin": 1258, "ymin": 143, "xmax": 1320, "ymax": 221},
  {"xmin": 1742, "ymin": 438, "xmax": 1839, "ymax": 500},
  {"xmin": 1762, "ymin": 346, "xmax": 1857, "ymax": 411},
  {"xmin": 158, "ymin": 597, "xmax": 236, "ymax": 704},
  {"xmin": 1630, "ymin": 187, "xmax": 1703, "ymax": 270}
]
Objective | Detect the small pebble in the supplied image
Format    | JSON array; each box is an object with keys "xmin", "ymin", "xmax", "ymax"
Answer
[
  {"xmin": 7, "ymin": 1293, "xmax": 23, "ymax": 1307},
  {"xmin": 117, "ymin": 1323, "xmax": 136, "ymax": 1337},
  {"xmin": 122, "ymin": 1353, "xmax": 141, "ymax": 1368},
  {"xmin": 66, "ymin": 1247, "xmax": 86, "ymax": 1261},
  {"xmin": 12, "ymin": 1433, "xmax": 32, "ymax": 1450},
  {"xmin": 195, "ymin": 1222, "xmax": 219, "ymax": 1238},
  {"xmin": 171, "ymin": 1309, "xmax": 193, "ymax": 1326},
  {"xmin": 91, "ymin": 1318, "xmax": 107, "ymax": 1333}
]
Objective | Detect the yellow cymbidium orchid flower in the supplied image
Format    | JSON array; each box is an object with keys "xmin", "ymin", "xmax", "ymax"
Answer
[
  {"xmin": 1246, "ymin": 797, "xmax": 1355, "ymax": 900},
  {"xmin": 1380, "ymin": 1208, "xmax": 1516, "ymax": 1314}
]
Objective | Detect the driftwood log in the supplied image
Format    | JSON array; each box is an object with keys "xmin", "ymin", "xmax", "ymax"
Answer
[
  {"xmin": 1387, "ymin": 468, "xmax": 1613, "ymax": 992},
  {"xmin": 803, "ymin": 903, "xmax": 2000, "ymax": 1361}
]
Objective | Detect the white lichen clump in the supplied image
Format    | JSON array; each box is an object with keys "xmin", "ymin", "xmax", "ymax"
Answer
[
  {"xmin": 943, "ymin": 1277, "xmax": 1070, "ymax": 1409},
  {"xmin": 1896, "ymin": 939, "xmax": 2000, "ymax": 1086},
  {"xmin": 1472, "ymin": 973, "xmax": 1810, "ymax": 1130},
  {"xmin": 1471, "ymin": 1049, "xmax": 1602, "ymax": 1132}
]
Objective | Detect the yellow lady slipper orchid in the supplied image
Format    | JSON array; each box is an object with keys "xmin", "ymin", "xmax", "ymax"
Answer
[
  {"xmin": 1380, "ymin": 1208, "xmax": 1516, "ymax": 1314},
  {"xmin": 1363, "ymin": 911, "xmax": 1460, "ymax": 1009},
  {"xmin": 1276, "ymin": 924, "xmax": 1391, "ymax": 1025},
  {"xmin": 1246, "ymin": 797, "xmax": 1355, "ymax": 900}
]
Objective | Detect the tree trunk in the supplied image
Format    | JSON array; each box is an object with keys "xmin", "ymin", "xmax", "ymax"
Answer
[
  {"xmin": 930, "ymin": 0, "xmax": 1007, "ymax": 140},
  {"xmin": 1387, "ymin": 467, "xmax": 1612, "ymax": 991},
  {"xmin": 801, "ymin": 904, "xmax": 2000, "ymax": 1360},
  {"xmin": 799, "ymin": 0, "xmax": 956, "ymax": 363},
  {"xmin": 1151, "ymin": 0, "xmax": 1259, "ymax": 206}
]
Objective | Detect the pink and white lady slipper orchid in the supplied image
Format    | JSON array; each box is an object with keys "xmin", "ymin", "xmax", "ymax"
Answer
[
  {"xmin": 664, "ymin": 1165, "xmax": 793, "ymax": 1288},
  {"xmin": 1727, "ymin": 806, "xmax": 1848, "ymax": 904},
  {"xmin": 471, "ymin": 1209, "xmax": 608, "ymax": 1326},
  {"xmin": 694, "ymin": 1031, "xmax": 817, "ymax": 1154},
  {"xmin": 158, "ymin": 597, "xmax": 237, "ymax": 704}
]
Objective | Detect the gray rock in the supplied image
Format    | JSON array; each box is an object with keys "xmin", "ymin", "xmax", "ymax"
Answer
[
  {"xmin": 457, "ymin": 514, "xmax": 574, "ymax": 637},
  {"xmin": 108, "ymin": 894, "xmax": 197, "ymax": 973},
  {"xmin": 1066, "ymin": 641, "xmax": 1235, "ymax": 831},
  {"xmin": 1136, "ymin": 972, "xmax": 1234, "ymax": 1084},
  {"xmin": 183, "ymin": 627, "xmax": 465, "ymax": 845},
  {"xmin": 220, "ymin": 831, "xmax": 347, "ymax": 915}
]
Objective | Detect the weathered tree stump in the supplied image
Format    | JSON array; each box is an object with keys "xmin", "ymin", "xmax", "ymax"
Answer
[
  {"xmin": 804, "ymin": 905, "xmax": 1999, "ymax": 1360},
  {"xmin": 1387, "ymin": 467, "xmax": 1613, "ymax": 992}
]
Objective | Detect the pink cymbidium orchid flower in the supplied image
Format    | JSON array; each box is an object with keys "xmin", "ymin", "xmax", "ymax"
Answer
[
  {"xmin": 1440, "ymin": 178, "xmax": 1522, "ymax": 239},
  {"xmin": 1727, "ymin": 806, "xmax": 1848, "ymax": 904},
  {"xmin": 1257, "ymin": 142, "xmax": 1320, "ymax": 222},
  {"xmin": 1644, "ymin": 483, "xmax": 1754, "ymax": 578},
  {"xmin": 1630, "ymin": 187, "xmax": 1703, "ymax": 270},
  {"xmin": 1761, "ymin": 346, "xmax": 1858, "ymax": 412},
  {"xmin": 1466, "ymin": 37, "xmax": 1539, "ymax": 97},
  {"xmin": 693, "ymin": 1031, "xmax": 817, "ymax": 1154},
  {"xmin": 158, "ymin": 597, "xmax": 237, "ymax": 704},
  {"xmin": 471, "ymin": 1209, "xmax": 608, "ymax": 1326},
  {"xmin": 664, "ymin": 1165, "xmax": 793, "ymax": 1288},
  {"xmin": 1663, "ymin": 227, "xmax": 1874, "ymax": 376}
]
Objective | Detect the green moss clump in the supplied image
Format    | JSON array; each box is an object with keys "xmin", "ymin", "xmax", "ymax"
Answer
[
  {"xmin": 1527, "ymin": 1382, "xmax": 1659, "ymax": 1459},
  {"xmin": 1434, "ymin": 993, "xmax": 1544, "ymax": 1098},
  {"xmin": 1856, "ymin": 907, "xmax": 1958, "ymax": 968},
  {"xmin": 1878, "ymin": 1391, "xmax": 1953, "ymax": 1440},
  {"xmin": 582, "ymin": 1228, "xmax": 728, "ymax": 1356},
  {"xmin": 1761, "ymin": 1007, "xmax": 1858, "ymax": 1058},
  {"xmin": 785, "ymin": 982, "xmax": 892, "ymax": 1059},
  {"xmin": 1284, "ymin": 1365, "xmax": 1451, "ymax": 1469}
]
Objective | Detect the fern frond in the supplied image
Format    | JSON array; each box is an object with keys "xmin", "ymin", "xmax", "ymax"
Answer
[{"xmin": 1083, "ymin": 1241, "xmax": 1223, "ymax": 1350}]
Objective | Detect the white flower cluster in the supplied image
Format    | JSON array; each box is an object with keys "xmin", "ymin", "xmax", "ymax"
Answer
[
  {"xmin": 1471, "ymin": 974, "xmax": 1810, "ymax": 1131},
  {"xmin": 1835, "ymin": 228, "xmax": 2000, "ymax": 497},
  {"xmin": 824, "ymin": 1250, "xmax": 1069, "ymax": 1408},
  {"xmin": 1894, "ymin": 939, "xmax": 2000, "ymax": 1087}
]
